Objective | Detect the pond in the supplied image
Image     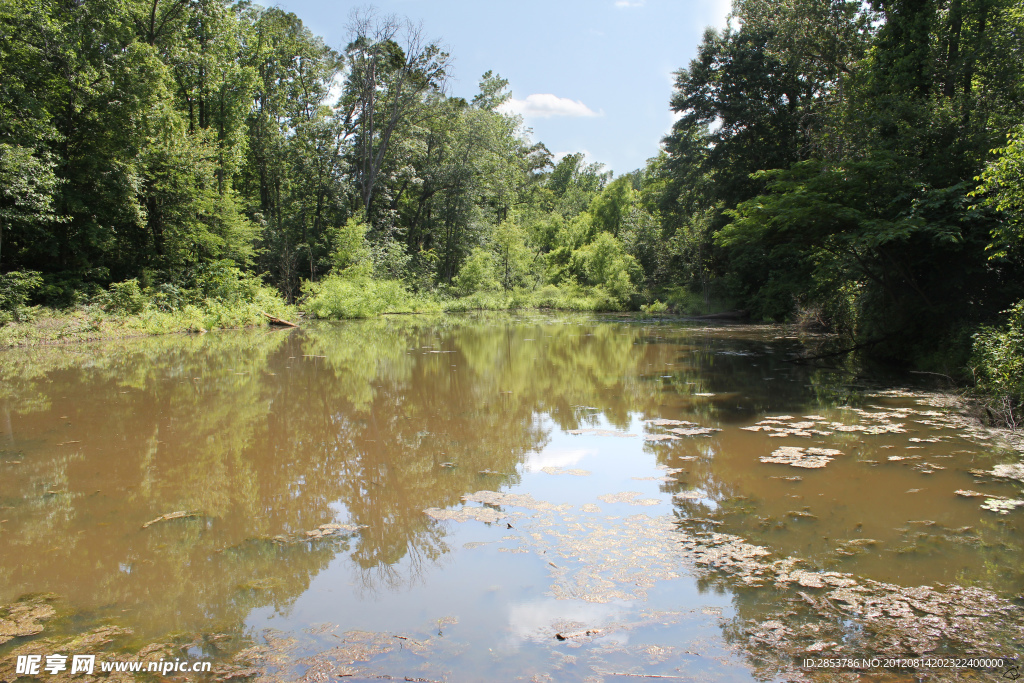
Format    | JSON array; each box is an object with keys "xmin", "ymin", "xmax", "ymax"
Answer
[{"xmin": 1, "ymin": 314, "xmax": 1022, "ymax": 681}]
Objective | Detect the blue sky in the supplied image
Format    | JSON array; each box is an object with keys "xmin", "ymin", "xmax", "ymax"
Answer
[{"xmin": 270, "ymin": 0, "xmax": 733, "ymax": 176}]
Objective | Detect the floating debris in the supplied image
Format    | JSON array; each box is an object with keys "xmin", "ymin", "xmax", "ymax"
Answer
[
  {"xmin": 424, "ymin": 506, "xmax": 503, "ymax": 524},
  {"xmin": 598, "ymin": 492, "xmax": 661, "ymax": 506},
  {"xmin": 742, "ymin": 417, "xmax": 832, "ymax": 438},
  {"xmin": 954, "ymin": 489, "xmax": 987, "ymax": 498},
  {"xmin": 760, "ymin": 446, "xmax": 842, "ymax": 469},
  {"xmin": 980, "ymin": 498, "xmax": 1024, "ymax": 515},
  {"xmin": 643, "ymin": 433, "xmax": 681, "ymax": 442},
  {"xmin": 991, "ymin": 463, "xmax": 1024, "ymax": 482},
  {"xmin": 141, "ymin": 510, "xmax": 204, "ymax": 529},
  {"xmin": 0, "ymin": 595, "xmax": 57, "ymax": 645},
  {"xmin": 566, "ymin": 428, "xmax": 636, "ymax": 438},
  {"xmin": 463, "ymin": 490, "xmax": 565, "ymax": 511},
  {"xmin": 667, "ymin": 426, "xmax": 721, "ymax": 437},
  {"xmin": 305, "ymin": 522, "xmax": 365, "ymax": 539},
  {"xmin": 645, "ymin": 419, "xmax": 697, "ymax": 427},
  {"xmin": 834, "ymin": 539, "xmax": 879, "ymax": 556},
  {"xmin": 555, "ymin": 628, "xmax": 603, "ymax": 641}
]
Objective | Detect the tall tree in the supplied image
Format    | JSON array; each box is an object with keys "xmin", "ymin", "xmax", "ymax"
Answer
[{"xmin": 341, "ymin": 11, "xmax": 450, "ymax": 226}]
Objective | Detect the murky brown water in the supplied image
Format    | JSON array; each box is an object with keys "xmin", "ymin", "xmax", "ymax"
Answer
[{"xmin": 1, "ymin": 314, "xmax": 1022, "ymax": 681}]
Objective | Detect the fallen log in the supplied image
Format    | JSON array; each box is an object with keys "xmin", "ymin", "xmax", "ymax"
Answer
[{"xmin": 261, "ymin": 311, "xmax": 298, "ymax": 328}]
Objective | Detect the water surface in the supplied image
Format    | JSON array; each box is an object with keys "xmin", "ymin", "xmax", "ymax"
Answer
[{"xmin": 1, "ymin": 314, "xmax": 1022, "ymax": 680}]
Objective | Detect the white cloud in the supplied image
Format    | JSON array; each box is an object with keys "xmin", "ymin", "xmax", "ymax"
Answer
[
  {"xmin": 500, "ymin": 94, "xmax": 601, "ymax": 119},
  {"xmin": 505, "ymin": 599, "xmax": 628, "ymax": 648},
  {"xmin": 524, "ymin": 447, "xmax": 594, "ymax": 472},
  {"xmin": 711, "ymin": 0, "xmax": 733, "ymax": 29},
  {"xmin": 614, "ymin": 0, "xmax": 645, "ymax": 7}
]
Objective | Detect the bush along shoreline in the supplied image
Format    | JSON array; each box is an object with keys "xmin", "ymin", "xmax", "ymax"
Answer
[
  {"xmin": 0, "ymin": 263, "xmax": 297, "ymax": 346},
  {"xmin": 0, "ymin": 258, "xmax": 732, "ymax": 347}
]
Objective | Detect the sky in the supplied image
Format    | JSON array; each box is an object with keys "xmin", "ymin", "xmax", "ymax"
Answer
[{"xmin": 270, "ymin": 0, "xmax": 734, "ymax": 176}]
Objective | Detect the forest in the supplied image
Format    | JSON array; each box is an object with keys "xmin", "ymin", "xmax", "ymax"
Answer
[{"xmin": 1, "ymin": 0, "xmax": 1023, "ymax": 418}]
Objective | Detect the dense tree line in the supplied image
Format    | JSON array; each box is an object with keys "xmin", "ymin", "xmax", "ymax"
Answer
[
  {"xmin": 656, "ymin": 0, "xmax": 1024, "ymax": 411},
  {"xmin": 2, "ymin": 0, "xmax": 1024, "ymax": 411},
  {"xmin": 0, "ymin": 0, "xmax": 653, "ymax": 312}
]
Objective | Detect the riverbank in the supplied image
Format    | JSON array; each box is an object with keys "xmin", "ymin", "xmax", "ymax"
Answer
[
  {"xmin": 5, "ymin": 288, "xmax": 1018, "ymax": 435},
  {"xmin": 0, "ymin": 279, "xmax": 732, "ymax": 348},
  {"xmin": 0, "ymin": 301, "xmax": 298, "ymax": 348}
]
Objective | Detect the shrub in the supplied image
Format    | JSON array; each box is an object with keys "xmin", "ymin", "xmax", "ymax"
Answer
[
  {"xmin": 566, "ymin": 233, "xmax": 641, "ymax": 305},
  {"xmin": 640, "ymin": 300, "xmax": 669, "ymax": 316},
  {"xmin": 0, "ymin": 270, "xmax": 43, "ymax": 323},
  {"xmin": 452, "ymin": 248, "xmax": 498, "ymax": 296},
  {"xmin": 104, "ymin": 279, "xmax": 147, "ymax": 315},
  {"xmin": 300, "ymin": 273, "xmax": 437, "ymax": 319},
  {"xmin": 972, "ymin": 300, "xmax": 1024, "ymax": 427},
  {"xmin": 195, "ymin": 259, "xmax": 263, "ymax": 303}
]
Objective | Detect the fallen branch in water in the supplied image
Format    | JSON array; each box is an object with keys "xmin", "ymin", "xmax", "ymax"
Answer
[
  {"xmin": 141, "ymin": 510, "xmax": 204, "ymax": 529},
  {"xmin": 261, "ymin": 311, "xmax": 298, "ymax": 328}
]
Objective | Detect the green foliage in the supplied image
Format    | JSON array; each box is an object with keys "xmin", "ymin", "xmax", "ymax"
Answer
[
  {"xmin": 568, "ymin": 233, "xmax": 641, "ymax": 305},
  {"xmin": 651, "ymin": 0, "xmax": 1024, "ymax": 371},
  {"xmin": 300, "ymin": 273, "xmax": 436, "ymax": 319},
  {"xmin": 0, "ymin": 145, "xmax": 65, "ymax": 269},
  {"xmin": 972, "ymin": 300, "xmax": 1024, "ymax": 424},
  {"xmin": 3, "ymin": 0, "xmax": 1022, "ymax": 388},
  {"xmin": 0, "ymin": 270, "xmax": 43, "ymax": 323},
  {"xmin": 657, "ymin": 285, "xmax": 735, "ymax": 316},
  {"xmin": 491, "ymin": 217, "xmax": 536, "ymax": 290},
  {"xmin": 331, "ymin": 217, "xmax": 371, "ymax": 272},
  {"xmin": 451, "ymin": 248, "xmax": 498, "ymax": 296},
  {"xmin": 193, "ymin": 260, "xmax": 267, "ymax": 304},
  {"xmin": 974, "ymin": 127, "xmax": 1024, "ymax": 258},
  {"xmin": 441, "ymin": 284, "xmax": 624, "ymax": 313},
  {"xmin": 103, "ymin": 279, "xmax": 147, "ymax": 316},
  {"xmin": 371, "ymin": 238, "xmax": 413, "ymax": 281},
  {"xmin": 639, "ymin": 300, "xmax": 668, "ymax": 317}
]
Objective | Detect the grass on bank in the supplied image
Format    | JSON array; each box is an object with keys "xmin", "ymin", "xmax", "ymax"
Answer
[
  {"xmin": 0, "ymin": 267, "xmax": 297, "ymax": 347},
  {"xmin": 297, "ymin": 273, "xmax": 737, "ymax": 318},
  {"xmin": 0, "ymin": 266, "xmax": 744, "ymax": 348}
]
